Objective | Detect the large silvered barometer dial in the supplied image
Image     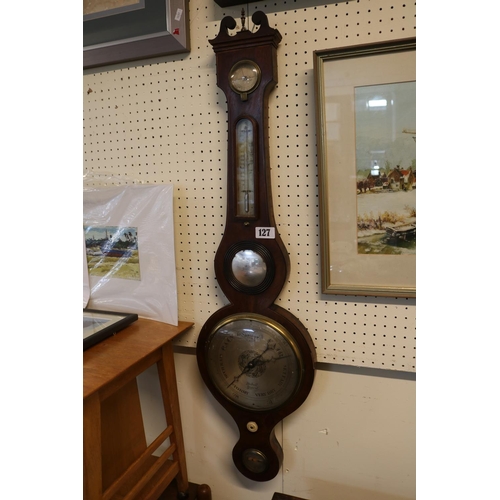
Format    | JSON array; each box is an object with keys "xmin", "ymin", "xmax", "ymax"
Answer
[
  {"xmin": 197, "ymin": 11, "xmax": 316, "ymax": 483},
  {"xmin": 205, "ymin": 314, "xmax": 302, "ymax": 411}
]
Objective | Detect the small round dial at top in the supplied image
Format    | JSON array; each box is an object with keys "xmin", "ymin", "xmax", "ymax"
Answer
[{"xmin": 229, "ymin": 60, "xmax": 261, "ymax": 99}]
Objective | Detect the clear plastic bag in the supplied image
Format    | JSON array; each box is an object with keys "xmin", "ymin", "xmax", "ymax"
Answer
[{"xmin": 83, "ymin": 183, "xmax": 178, "ymax": 326}]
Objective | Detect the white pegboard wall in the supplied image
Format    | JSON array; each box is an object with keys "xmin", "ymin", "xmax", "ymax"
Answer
[{"xmin": 83, "ymin": 0, "xmax": 416, "ymax": 372}]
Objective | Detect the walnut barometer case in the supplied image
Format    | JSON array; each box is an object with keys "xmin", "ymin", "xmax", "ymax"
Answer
[{"xmin": 196, "ymin": 11, "xmax": 316, "ymax": 482}]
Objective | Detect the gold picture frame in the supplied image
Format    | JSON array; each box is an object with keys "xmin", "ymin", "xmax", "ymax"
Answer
[{"xmin": 314, "ymin": 38, "xmax": 416, "ymax": 298}]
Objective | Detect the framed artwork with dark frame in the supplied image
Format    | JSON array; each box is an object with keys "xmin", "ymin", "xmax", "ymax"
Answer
[
  {"xmin": 83, "ymin": 309, "xmax": 138, "ymax": 350},
  {"xmin": 84, "ymin": 0, "xmax": 190, "ymax": 69},
  {"xmin": 314, "ymin": 38, "xmax": 416, "ymax": 298}
]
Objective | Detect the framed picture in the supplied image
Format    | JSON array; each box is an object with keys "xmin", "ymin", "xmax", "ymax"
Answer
[
  {"xmin": 83, "ymin": 184, "xmax": 179, "ymax": 326},
  {"xmin": 84, "ymin": 0, "xmax": 190, "ymax": 69},
  {"xmin": 314, "ymin": 38, "xmax": 416, "ymax": 298},
  {"xmin": 83, "ymin": 309, "xmax": 138, "ymax": 350}
]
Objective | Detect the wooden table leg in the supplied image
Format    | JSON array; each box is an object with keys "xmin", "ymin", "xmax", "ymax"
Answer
[
  {"xmin": 157, "ymin": 343, "xmax": 189, "ymax": 496},
  {"xmin": 100, "ymin": 378, "xmax": 148, "ymax": 492},
  {"xmin": 83, "ymin": 392, "xmax": 102, "ymax": 499}
]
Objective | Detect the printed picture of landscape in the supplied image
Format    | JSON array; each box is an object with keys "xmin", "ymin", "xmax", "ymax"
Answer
[
  {"xmin": 354, "ymin": 81, "xmax": 416, "ymax": 255},
  {"xmin": 84, "ymin": 225, "xmax": 140, "ymax": 280}
]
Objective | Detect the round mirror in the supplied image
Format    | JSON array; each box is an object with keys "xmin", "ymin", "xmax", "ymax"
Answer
[{"xmin": 231, "ymin": 249, "xmax": 267, "ymax": 287}]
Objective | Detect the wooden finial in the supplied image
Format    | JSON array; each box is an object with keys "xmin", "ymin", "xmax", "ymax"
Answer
[{"xmin": 240, "ymin": 8, "xmax": 247, "ymax": 31}]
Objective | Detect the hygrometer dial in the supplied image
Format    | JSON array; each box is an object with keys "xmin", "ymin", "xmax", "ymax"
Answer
[{"xmin": 229, "ymin": 60, "xmax": 261, "ymax": 99}]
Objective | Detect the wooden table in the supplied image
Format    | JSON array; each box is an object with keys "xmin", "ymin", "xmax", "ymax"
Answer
[{"xmin": 83, "ymin": 319, "xmax": 193, "ymax": 500}]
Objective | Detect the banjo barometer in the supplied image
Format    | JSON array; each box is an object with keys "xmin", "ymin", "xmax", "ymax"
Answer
[{"xmin": 196, "ymin": 11, "xmax": 316, "ymax": 482}]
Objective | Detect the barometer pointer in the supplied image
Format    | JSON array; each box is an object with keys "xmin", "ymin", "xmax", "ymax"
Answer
[{"xmin": 226, "ymin": 341, "xmax": 290, "ymax": 389}]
